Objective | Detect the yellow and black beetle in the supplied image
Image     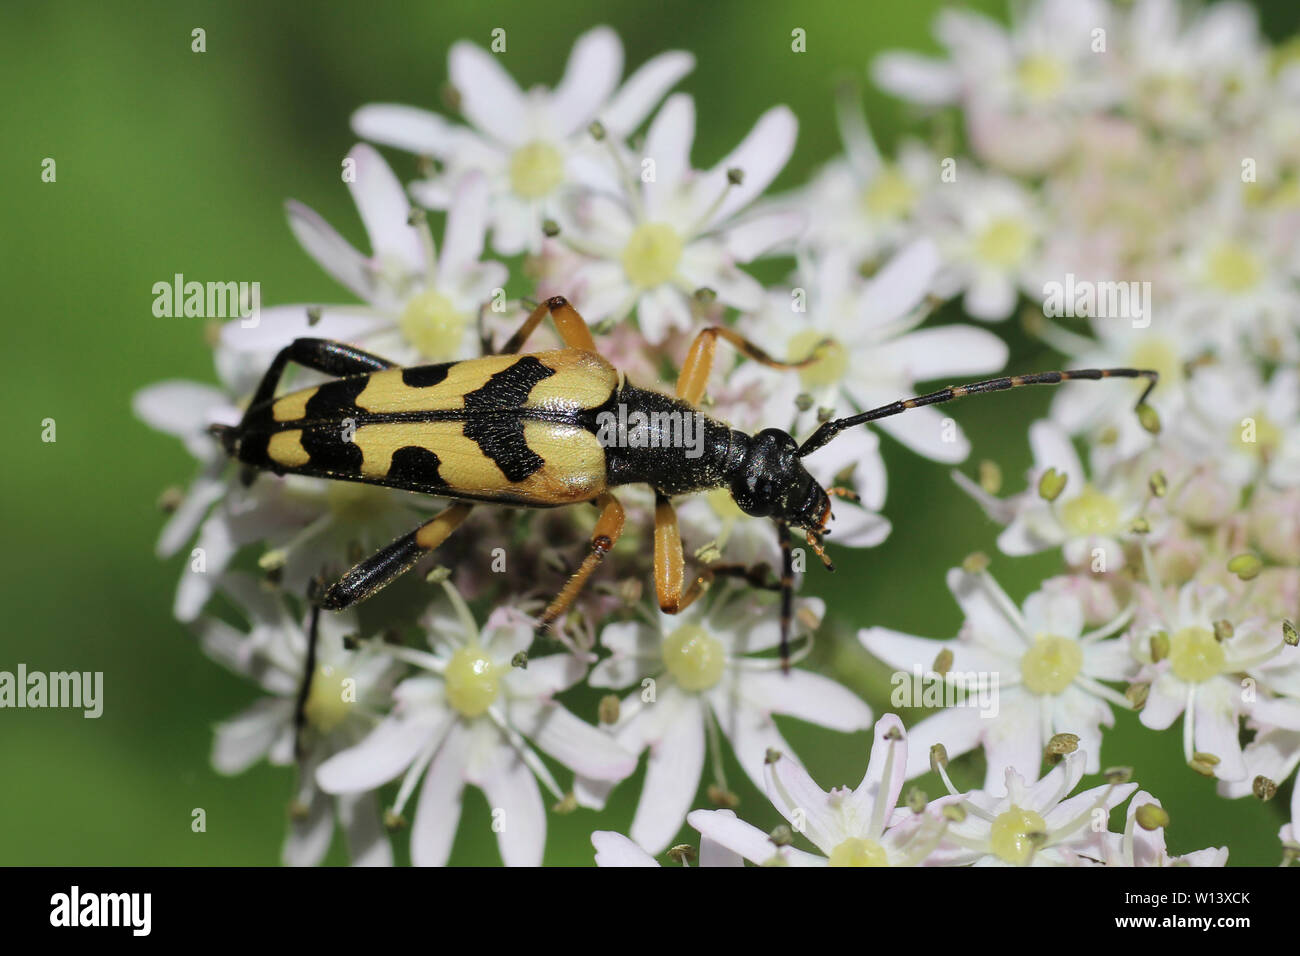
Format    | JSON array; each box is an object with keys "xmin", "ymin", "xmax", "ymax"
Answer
[{"xmin": 212, "ymin": 296, "xmax": 1157, "ymax": 665}]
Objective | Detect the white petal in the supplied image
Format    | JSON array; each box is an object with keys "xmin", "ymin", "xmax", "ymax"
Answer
[
  {"xmin": 410, "ymin": 722, "xmax": 471, "ymax": 867},
  {"xmin": 963, "ymin": 271, "xmax": 1018, "ymax": 321},
  {"xmin": 550, "ymin": 26, "xmax": 623, "ymax": 137},
  {"xmin": 282, "ymin": 784, "xmax": 333, "ymax": 867},
  {"xmin": 871, "ymin": 53, "xmax": 961, "ymax": 105},
  {"xmin": 856, "ymin": 238, "xmax": 940, "ymax": 329},
  {"xmin": 449, "ymin": 40, "xmax": 527, "ymax": 146},
  {"xmin": 1138, "ymin": 671, "xmax": 1186, "ymax": 731},
  {"xmin": 876, "ymin": 324, "xmax": 1009, "ymax": 382},
  {"xmin": 724, "ymin": 209, "xmax": 806, "ymax": 262},
  {"xmin": 338, "ymin": 790, "xmax": 393, "ymax": 867},
  {"xmin": 133, "ymin": 381, "xmax": 227, "ymax": 440},
  {"xmin": 352, "ymin": 104, "xmax": 456, "ymax": 156},
  {"xmin": 701, "ymin": 106, "xmax": 797, "ymax": 228},
  {"xmin": 642, "ymin": 93, "xmax": 695, "ymax": 217},
  {"xmin": 601, "ymin": 52, "xmax": 695, "ymax": 137},
  {"xmin": 469, "ymin": 736, "xmax": 546, "ymax": 866},
  {"xmin": 347, "ymin": 143, "xmax": 423, "ymax": 272},
  {"xmin": 687, "ymin": 809, "xmax": 821, "ymax": 865},
  {"xmin": 873, "ymin": 403, "xmax": 971, "ymax": 463},
  {"xmin": 510, "ymin": 699, "xmax": 637, "ymax": 780},
  {"xmin": 741, "ymin": 670, "xmax": 873, "ymax": 733},
  {"xmin": 630, "ymin": 695, "xmax": 706, "ymax": 853},
  {"xmin": 157, "ymin": 477, "xmax": 226, "ymax": 558},
  {"xmin": 592, "ymin": 830, "xmax": 659, "ymax": 867},
  {"xmin": 316, "ymin": 704, "xmax": 452, "ymax": 793},
  {"xmin": 211, "ymin": 698, "xmax": 293, "ymax": 775},
  {"xmin": 1029, "ymin": 419, "xmax": 1086, "ymax": 492},
  {"xmin": 285, "ymin": 200, "xmax": 374, "ymax": 302},
  {"xmin": 893, "ymin": 705, "xmax": 986, "ymax": 780},
  {"xmin": 220, "ymin": 304, "xmax": 386, "ymax": 352},
  {"xmin": 849, "ymin": 713, "xmax": 908, "ymax": 832},
  {"xmin": 437, "ymin": 172, "xmax": 491, "ymax": 283}
]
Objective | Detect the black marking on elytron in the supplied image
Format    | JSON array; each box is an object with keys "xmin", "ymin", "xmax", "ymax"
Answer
[
  {"xmin": 301, "ymin": 422, "xmax": 363, "ymax": 474},
  {"xmin": 304, "ymin": 376, "xmax": 369, "ymax": 421},
  {"xmin": 461, "ymin": 357, "xmax": 556, "ymax": 481},
  {"xmin": 400, "ymin": 364, "xmax": 453, "ymax": 388},
  {"xmin": 389, "ymin": 445, "xmax": 447, "ymax": 487}
]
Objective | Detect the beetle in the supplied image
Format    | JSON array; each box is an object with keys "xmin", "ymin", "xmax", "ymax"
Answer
[{"xmin": 211, "ymin": 296, "xmax": 1157, "ymax": 666}]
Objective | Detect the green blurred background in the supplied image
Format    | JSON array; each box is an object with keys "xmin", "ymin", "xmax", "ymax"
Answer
[{"xmin": 3, "ymin": 0, "xmax": 1295, "ymax": 865}]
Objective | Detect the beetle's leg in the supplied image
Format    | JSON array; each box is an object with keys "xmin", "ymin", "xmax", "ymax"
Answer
[
  {"xmin": 776, "ymin": 521, "xmax": 794, "ymax": 674},
  {"xmin": 294, "ymin": 576, "xmax": 326, "ymax": 760},
  {"xmin": 675, "ymin": 326, "xmax": 832, "ymax": 405},
  {"xmin": 320, "ymin": 503, "xmax": 474, "ymax": 610},
  {"xmin": 247, "ymin": 338, "xmax": 397, "ymax": 410},
  {"xmin": 535, "ymin": 492, "xmax": 625, "ymax": 635},
  {"xmin": 497, "ymin": 295, "xmax": 600, "ymax": 355},
  {"xmin": 652, "ymin": 494, "xmax": 716, "ymax": 613}
]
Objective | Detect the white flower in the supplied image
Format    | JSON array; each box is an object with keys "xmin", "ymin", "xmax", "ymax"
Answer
[
  {"xmin": 221, "ymin": 144, "xmax": 506, "ymax": 366},
  {"xmin": 924, "ymin": 171, "xmax": 1045, "ymax": 320},
  {"xmin": 862, "ymin": 569, "xmax": 1136, "ymax": 786},
  {"xmin": 1130, "ymin": 577, "xmax": 1294, "ymax": 780},
  {"xmin": 689, "ymin": 714, "xmax": 949, "ymax": 866},
  {"xmin": 928, "ymin": 752, "xmax": 1136, "ymax": 866},
  {"xmin": 555, "ymin": 93, "xmax": 802, "ymax": 343},
  {"xmin": 315, "ymin": 584, "xmax": 634, "ymax": 866},
  {"xmin": 1217, "ymin": 652, "xmax": 1300, "ymax": 834},
  {"xmin": 955, "ymin": 419, "xmax": 1149, "ymax": 571},
  {"xmin": 578, "ymin": 588, "xmax": 873, "ymax": 853},
  {"xmin": 790, "ymin": 90, "xmax": 936, "ymax": 261},
  {"xmin": 354, "ymin": 26, "xmax": 694, "ymax": 255},
  {"xmin": 1178, "ymin": 364, "xmax": 1300, "ymax": 490},
  {"xmin": 1102, "ymin": 791, "xmax": 1228, "ymax": 866},
  {"xmin": 1118, "ymin": 0, "xmax": 1270, "ymax": 135},
  {"xmin": 592, "ymin": 814, "xmax": 742, "ymax": 867},
  {"xmin": 873, "ymin": 0, "xmax": 1118, "ymax": 174},
  {"xmin": 198, "ymin": 573, "xmax": 401, "ymax": 866}
]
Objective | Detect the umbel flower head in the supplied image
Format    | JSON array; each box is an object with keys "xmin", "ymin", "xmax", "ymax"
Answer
[{"xmin": 315, "ymin": 580, "xmax": 634, "ymax": 866}]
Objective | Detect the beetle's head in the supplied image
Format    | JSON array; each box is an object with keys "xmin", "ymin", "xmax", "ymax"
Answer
[{"xmin": 729, "ymin": 428, "xmax": 832, "ymax": 535}]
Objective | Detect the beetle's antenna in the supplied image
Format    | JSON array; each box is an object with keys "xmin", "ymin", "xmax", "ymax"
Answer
[{"xmin": 797, "ymin": 367, "xmax": 1159, "ymax": 458}]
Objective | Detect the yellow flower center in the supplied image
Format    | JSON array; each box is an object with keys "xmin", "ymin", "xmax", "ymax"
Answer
[
  {"xmin": 990, "ymin": 806, "xmax": 1048, "ymax": 865},
  {"xmin": 1205, "ymin": 241, "xmax": 1262, "ymax": 293},
  {"xmin": 1128, "ymin": 338, "xmax": 1182, "ymax": 392},
  {"xmin": 789, "ymin": 330, "xmax": 848, "ymax": 387},
  {"xmin": 622, "ymin": 222, "xmax": 684, "ymax": 288},
  {"xmin": 397, "ymin": 290, "xmax": 469, "ymax": 361},
  {"xmin": 862, "ymin": 167, "xmax": 917, "ymax": 221},
  {"xmin": 302, "ymin": 665, "xmax": 353, "ymax": 733},
  {"xmin": 828, "ymin": 837, "xmax": 890, "ymax": 867},
  {"xmin": 1060, "ymin": 484, "xmax": 1121, "ymax": 536},
  {"xmin": 508, "ymin": 140, "xmax": 564, "ymax": 199},
  {"xmin": 1232, "ymin": 409, "xmax": 1282, "ymax": 457},
  {"xmin": 662, "ymin": 624, "xmax": 727, "ymax": 692},
  {"xmin": 1016, "ymin": 54, "xmax": 1066, "ymax": 101},
  {"xmin": 445, "ymin": 646, "xmax": 501, "ymax": 717},
  {"xmin": 1169, "ymin": 627, "xmax": 1225, "ymax": 684},
  {"xmin": 974, "ymin": 217, "xmax": 1032, "ymax": 269},
  {"xmin": 1020, "ymin": 635, "xmax": 1083, "ymax": 696}
]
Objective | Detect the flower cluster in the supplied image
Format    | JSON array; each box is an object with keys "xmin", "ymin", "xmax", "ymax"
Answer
[{"xmin": 136, "ymin": 4, "xmax": 1298, "ymax": 866}]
